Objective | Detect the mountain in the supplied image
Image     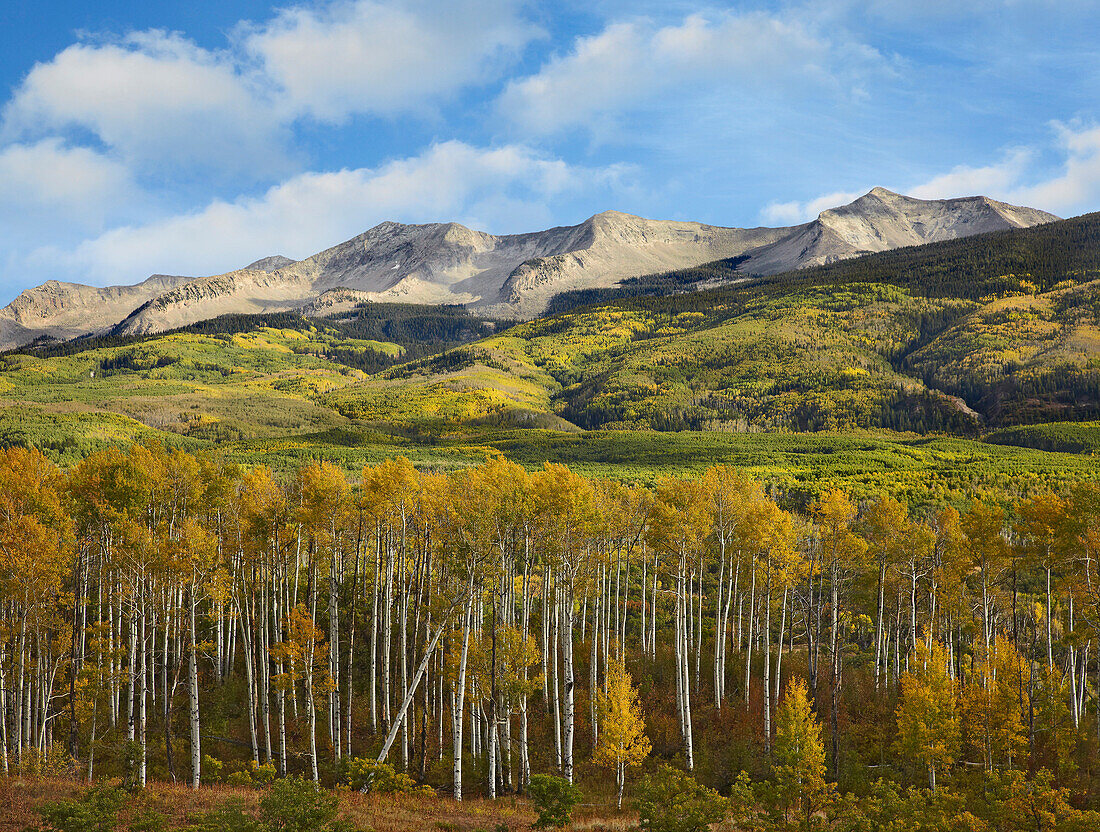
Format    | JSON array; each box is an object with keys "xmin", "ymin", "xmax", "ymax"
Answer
[
  {"xmin": 0, "ymin": 189, "xmax": 1058, "ymax": 349},
  {"xmin": 244, "ymin": 255, "xmax": 297, "ymax": 272},
  {"xmin": 0, "ymin": 273, "xmax": 192, "ymax": 348},
  {"xmin": 735, "ymin": 187, "xmax": 1057, "ymax": 274},
  {"xmin": 324, "ymin": 210, "xmax": 1100, "ymax": 438}
]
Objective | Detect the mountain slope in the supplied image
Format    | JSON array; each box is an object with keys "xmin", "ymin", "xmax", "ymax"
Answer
[
  {"xmin": 0, "ymin": 190, "xmax": 1058, "ymax": 349},
  {"xmin": 3, "ymin": 210, "xmax": 1100, "ymax": 490},
  {"xmin": 736, "ymin": 188, "xmax": 1058, "ymax": 274},
  {"xmin": 0, "ymin": 273, "xmax": 191, "ymax": 347},
  {"xmin": 326, "ymin": 211, "xmax": 1100, "ymax": 435}
]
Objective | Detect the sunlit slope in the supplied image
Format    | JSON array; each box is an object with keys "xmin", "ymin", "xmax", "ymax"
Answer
[
  {"xmin": 324, "ymin": 284, "xmax": 981, "ymax": 434},
  {"xmin": 0, "ymin": 326, "xmax": 394, "ymax": 458},
  {"xmin": 908, "ymin": 279, "xmax": 1100, "ymax": 423},
  {"xmin": 0, "ymin": 310, "xmax": 1094, "ymax": 503}
]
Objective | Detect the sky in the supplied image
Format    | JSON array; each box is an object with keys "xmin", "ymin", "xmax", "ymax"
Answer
[{"xmin": 2, "ymin": 0, "xmax": 1100, "ymax": 303}]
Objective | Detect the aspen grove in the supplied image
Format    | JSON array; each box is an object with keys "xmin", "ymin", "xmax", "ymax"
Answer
[{"xmin": 4, "ymin": 442, "xmax": 1100, "ymax": 807}]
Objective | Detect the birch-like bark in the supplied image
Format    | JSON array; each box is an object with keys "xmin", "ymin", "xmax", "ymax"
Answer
[
  {"xmin": 744, "ymin": 556, "xmax": 756, "ymax": 705},
  {"xmin": 374, "ymin": 605, "xmax": 456, "ymax": 766},
  {"xmin": 763, "ymin": 561, "xmax": 772, "ymax": 754},
  {"xmin": 562, "ymin": 580, "xmax": 576, "ymax": 784},
  {"xmin": 187, "ymin": 582, "xmax": 201, "ymax": 790},
  {"xmin": 453, "ymin": 596, "xmax": 473, "ymax": 800}
]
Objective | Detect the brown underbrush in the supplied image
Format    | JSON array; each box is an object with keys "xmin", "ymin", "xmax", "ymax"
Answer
[{"xmin": 0, "ymin": 776, "xmax": 636, "ymax": 832}]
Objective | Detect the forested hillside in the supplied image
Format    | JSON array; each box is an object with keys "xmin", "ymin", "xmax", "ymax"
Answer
[
  {"xmin": 5, "ymin": 443, "xmax": 1100, "ymax": 830},
  {"xmin": 5, "ymin": 215, "xmax": 1100, "ymax": 466}
]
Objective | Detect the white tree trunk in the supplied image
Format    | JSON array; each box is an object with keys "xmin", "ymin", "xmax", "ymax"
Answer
[
  {"xmin": 188, "ymin": 585, "xmax": 201, "ymax": 790},
  {"xmin": 453, "ymin": 597, "xmax": 473, "ymax": 801}
]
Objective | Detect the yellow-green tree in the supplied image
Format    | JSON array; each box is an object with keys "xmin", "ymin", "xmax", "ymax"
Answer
[
  {"xmin": 895, "ymin": 644, "xmax": 959, "ymax": 792},
  {"xmin": 1016, "ymin": 491, "xmax": 1071, "ymax": 670},
  {"xmin": 647, "ymin": 476, "xmax": 712, "ymax": 771},
  {"xmin": 594, "ymin": 658, "xmax": 651, "ymax": 808},
  {"xmin": 813, "ymin": 489, "xmax": 867, "ymax": 773},
  {"xmin": 772, "ymin": 678, "xmax": 833, "ymax": 832},
  {"xmin": 961, "ymin": 641, "xmax": 1026, "ymax": 771}
]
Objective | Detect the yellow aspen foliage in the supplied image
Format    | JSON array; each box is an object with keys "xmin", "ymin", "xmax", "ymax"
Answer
[
  {"xmin": 961, "ymin": 642, "xmax": 1027, "ymax": 771},
  {"xmin": 895, "ymin": 643, "xmax": 959, "ymax": 792},
  {"xmin": 772, "ymin": 678, "xmax": 834, "ymax": 832},
  {"xmin": 594, "ymin": 658, "xmax": 651, "ymax": 808},
  {"xmin": 1033, "ymin": 663, "xmax": 1076, "ymax": 777}
]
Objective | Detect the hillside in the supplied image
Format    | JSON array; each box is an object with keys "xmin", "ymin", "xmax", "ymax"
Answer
[
  {"xmin": 327, "ymin": 224, "xmax": 1100, "ymax": 437},
  {"xmin": 0, "ymin": 189, "xmax": 1055, "ymax": 348}
]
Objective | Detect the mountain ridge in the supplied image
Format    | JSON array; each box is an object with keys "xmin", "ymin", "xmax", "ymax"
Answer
[{"xmin": 0, "ymin": 189, "xmax": 1059, "ymax": 349}]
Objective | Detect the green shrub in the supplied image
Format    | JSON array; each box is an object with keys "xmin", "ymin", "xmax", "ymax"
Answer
[
  {"xmin": 201, "ymin": 754, "xmax": 224, "ymax": 785},
  {"xmin": 527, "ymin": 774, "xmax": 582, "ymax": 830},
  {"xmin": 128, "ymin": 806, "xmax": 169, "ymax": 832},
  {"xmin": 34, "ymin": 783, "xmax": 128, "ymax": 832},
  {"xmin": 632, "ymin": 765, "xmax": 727, "ymax": 832},
  {"xmin": 251, "ymin": 763, "xmax": 278, "ymax": 786},
  {"xmin": 17, "ymin": 744, "xmax": 76, "ymax": 778},
  {"xmin": 259, "ymin": 777, "xmax": 340, "ymax": 832},
  {"xmin": 226, "ymin": 771, "xmax": 254, "ymax": 787}
]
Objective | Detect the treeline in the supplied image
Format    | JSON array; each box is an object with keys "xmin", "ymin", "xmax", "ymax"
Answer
[
  {"xmin": 5, "ymin": 444, "xmax": 1100, "ymax": 821},
  {"xmin": 561, "ymin": 382, "xmax": 978, "ymax": 435},
  {"xmin": 6, "ymin": 303, "xmax": 509, "ymax": 367}
]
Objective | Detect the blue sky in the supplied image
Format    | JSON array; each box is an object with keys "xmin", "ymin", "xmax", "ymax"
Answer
[{"xmin": 2, "ymin": 0, "xmax": 1100, "ymax": 302}]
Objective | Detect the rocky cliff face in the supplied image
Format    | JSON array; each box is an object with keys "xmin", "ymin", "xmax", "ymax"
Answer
[{"xmin": 0, "ymin": 189, "xmax": 1059, "ymax": 348}]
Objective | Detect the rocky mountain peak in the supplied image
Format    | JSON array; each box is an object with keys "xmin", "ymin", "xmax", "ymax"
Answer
[{"xmin": 245, "ymin": 255, "xmax": 296, "ymax": 273}]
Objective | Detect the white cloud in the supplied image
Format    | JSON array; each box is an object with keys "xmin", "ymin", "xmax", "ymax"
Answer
[
  {"xmin": 1010, "ymin": 124, "xmax": 1100, "ymax": 215},
  {"xmin": 499, "ymin": 11, "xmax": 881, "ymax": 136},
  {"xmin": 244, "ymin": 0, "xmax": 538, "ymax": 122},
  {"xmin": 908, "ymin": 149, "xmax": 1033, "ymax": 201},
  {"xmin": 0, "ymin": 139, "xmax": 138, "ymax": 228},
  {"xmin": 3, "ymin": 31, "xmax": 288, "ymax": 178},
  {"xmin": 2, "ymin": 1, "xmax": 538, "ymax": 178},
  {"xmin": 759, "ymin": 123, "xmax": 1100, "ymax": 227},
  {"xmin": 762, "ymin": 190, "xmax": 865, "ymax": 225},
  {"xmin": 27, "ymin": 142, "xmax": 632, "ymax": 286},
  {"xmin": 903, "ymin": 123, "xmax": 1100, "ymax": 216}
]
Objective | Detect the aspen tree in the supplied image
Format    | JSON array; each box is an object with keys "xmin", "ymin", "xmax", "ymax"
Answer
[
  {"xmin": 647, "ymin": 476, "xmax": 711, "ymax": 771},
  {"xmin": 813, "ymin": 490, "xmax": 867, "ymax": 775},
  {"xmin": 296, "ymin": 462, "xmax": 352, "ymax": 762},
  {"xmin": 703, "ymin": 467, "xmax": 761, "ymax": 709},
  {"xmin": 531, "ymin": 463, "xmax": 597, "ymax": 784},
  {"xmin": 1016, "ymin": 492, "xmax": 1071, "ymax": 671},
  {"xmin": 860, "ymin": 496, "xmax": 909, "ymax": 689},
  {"xmin": 594, "ymin": 657, "xmax": 650, "ymax": 808},
  {"xmin": 961, "ymin": 640, "xmax": 1026, "ymax": 770},
  {"xmin": 896, "ymin": 643, "xmax": 958, "ymax": 792},
  {"xmin": 962, "ymin": 500, "xmax": 1010, "ymax": 686}
]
